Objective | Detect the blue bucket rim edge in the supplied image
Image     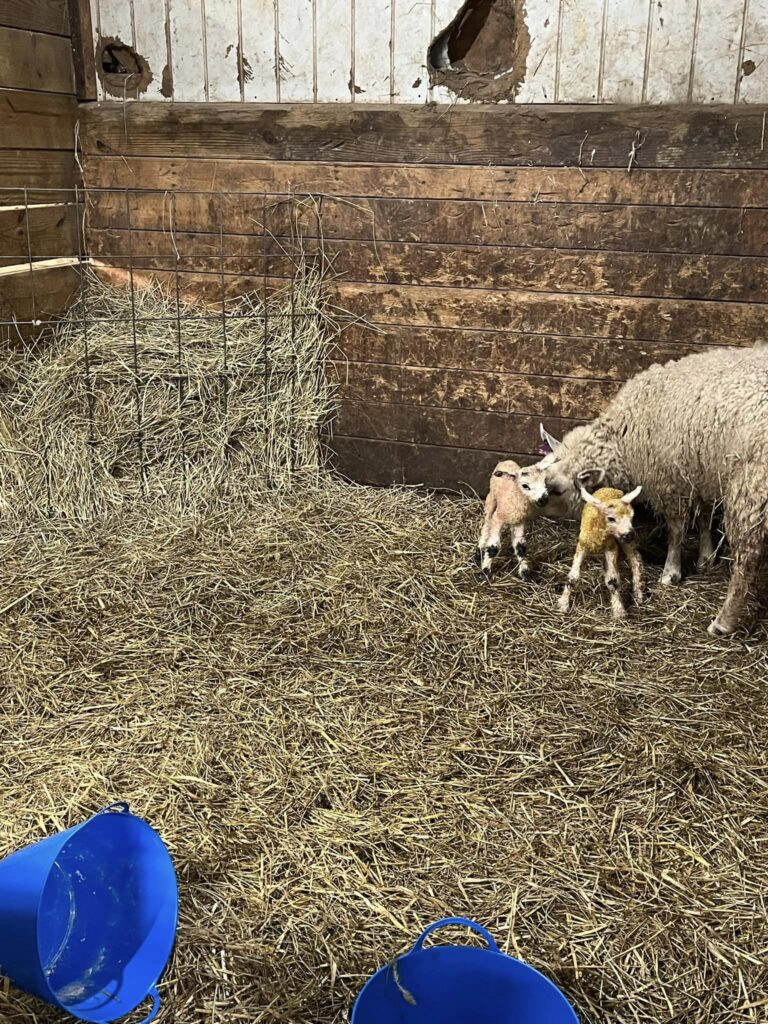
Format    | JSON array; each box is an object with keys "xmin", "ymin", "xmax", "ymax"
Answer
[{"xmin": 351, "ymin": 917, "xmax": 579, "ymax": 1023}]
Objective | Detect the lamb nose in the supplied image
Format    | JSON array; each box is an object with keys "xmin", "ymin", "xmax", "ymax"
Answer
[
  {"xmin": 537, "ymin": 494, "xmax": 549, "ymax": 506},
  {"xmin": 623, "ymin": 529, "xmax": 636, "ymax": 543}
]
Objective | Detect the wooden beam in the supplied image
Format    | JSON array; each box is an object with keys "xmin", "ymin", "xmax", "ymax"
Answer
[
  {"xmin": 0, "ymin": 148, "xmax": 77, "ymax": 197},
  {"xmin": 0, "ymin": 26, "xmax": 75, "ymax": 93},
  {"xmin": 0, "ymin": 0, "xmax": 69, "ymax": 36},
  {"xmin": 84, "ymin": 155, "xmax": 768, "ymax": 209},
  {"xmin": 0, "ymin": 202, "xmax": 80, "ymax": 266},
  {"xmin": 0, "ymin": 89, "xmax": 77, "ymax": 149},
  {"xmin": 80, "ymin": 103, "xmax": 768, "ymax": 169},
  {"xmin": 68, "ymin": 0, "xmax": 95, "ymax": 101}
]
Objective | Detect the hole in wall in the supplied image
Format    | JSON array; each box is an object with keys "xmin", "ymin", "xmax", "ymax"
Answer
[
  {"xmin": 97, "ymin": 36, "xmax": 153, "ymax": 98},
  {"xmin": 428, "ymin": 0, "xmax": 530, "ymax": 101}
]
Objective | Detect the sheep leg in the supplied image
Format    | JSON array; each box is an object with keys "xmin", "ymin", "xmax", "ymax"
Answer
[
  {"xmin": 477, "ymin": 500, "xmax": 506, "ymax": 574},
  {"xmin": 696, "ymin": 503, "xmax": 717, "ymax": 573},
  {"xmin": 558, "ymin": 546, "xmax": 586, "ymax": 612},
  {"xmin": 708, "ymin": 536, "xmax": 765, "ymax": 636},
  {"xmin": 621, "ymin": 541, "xmax": 647, "ymax": 606},
  {"xmin": 661, "ymin": 513, "xmax": 686, "ymax": 586},
  {"xmin": 511, "ymin": 524, "xmax": 531, "ymax": 582},
  {"xmin": 604, "ymin": 545, "xmax": 626, "ymax": 619}
]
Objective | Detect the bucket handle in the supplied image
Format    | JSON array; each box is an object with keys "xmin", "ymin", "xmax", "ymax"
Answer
[
  {"xmin": 136, "ymin": 987, "xmax": 161, "ymax": 1024},
  {"xmin": 97, "ymin": 801, "xmax": 130, "ymax": 815},
  {"xmin": 411, "ymin": 917, "xmax": 499, "ymax": 954}
]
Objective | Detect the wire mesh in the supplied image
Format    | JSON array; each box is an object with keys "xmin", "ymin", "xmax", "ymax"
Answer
[{"xmin": 0, "ymin": 186, "xmax": 341, "ymax": 506}]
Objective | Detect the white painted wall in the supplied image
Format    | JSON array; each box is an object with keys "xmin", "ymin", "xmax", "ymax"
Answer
[{"xmin": 92, "ymin": 0, "xmax": 768, "ymax": 103}]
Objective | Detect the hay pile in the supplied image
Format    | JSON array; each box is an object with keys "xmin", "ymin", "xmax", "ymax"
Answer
[{"xmin": 1, "ymin": 277, "xmax": 768, "ymax": 1024}]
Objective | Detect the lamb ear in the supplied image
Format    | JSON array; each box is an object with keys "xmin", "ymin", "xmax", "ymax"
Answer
[
  {"xmin": 621, "ymin": 485, "xmax": 642, "ymax": 504},
  {"xmin": 579, "ymin": 485, "xmax": 603, "ymax": 508},
  {"xmin": 539, "ymin": 423, "xmax": 561, "ymax": 452},
  {"xmin": 577, "ymin": 468, "xmax": 605, "ymax": 490}
]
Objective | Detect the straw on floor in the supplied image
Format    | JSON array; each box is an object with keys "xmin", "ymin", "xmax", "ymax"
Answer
[{"xmin": 0, "ymin": 273, "xmax": 767, "ymax": 1024}]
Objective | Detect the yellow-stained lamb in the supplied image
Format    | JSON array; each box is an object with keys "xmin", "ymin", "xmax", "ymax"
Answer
[{"xmin": 559, "ymin": 485, "xmax": 646, "ymax": 619}]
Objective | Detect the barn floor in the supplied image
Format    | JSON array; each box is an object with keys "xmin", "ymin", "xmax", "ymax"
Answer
[{"xmin": 1, "ymin": 478, "xmax": 767, "ymax": 1024}]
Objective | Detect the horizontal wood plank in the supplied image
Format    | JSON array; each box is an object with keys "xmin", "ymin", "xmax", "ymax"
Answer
[
  {"xmin": 330, "ymin": 436, "xmax": 522, "ymax": 492},
  {"xmin": 0, "ymin": 0, "xmax": 69, "ymax": 35},
  {"xmin": 332, "ymin": 361, "xmax": 619, "ymax": 419},
  {"xmin": 0, "ymin": 89, "xmax": 77, "ymax": 149},
  {"xmin": 81, "ymin": 267, "xmax": 764, "ymax": 348},
  {"xmin": 337, "ymin": 324, "xmax": 705, "ymax": 380},
  {"xmin": 334, "ymin": 281, "xmax": 765, "ymax": 346},
  {"xmin": 0, "ymin": 26, "xmax": 74, "ymax": 93},
  {"xmin": 0, "ymin": 202, "xmax": 79, "ymax": 265},
  {"xmin": 86, "ymin": 191, "xmax": 768, "ymax": 258},
  {"xmin": 0, "ymin": 149, "xmax": 77, "ymax": 197},
  {"xmin": 88, "ymin": 227, "xmax": 768, "ymax": 304},
  {"xmin": 81, "ymin": 103, "xmax": 768, "ymax": 169},
  {"xmin": 84, "ymin": 156, "xmax": 768, "ymax": 209},
  {"xmin": 334, "ymin": 401, "xmax": 581, "ymax": 452}
]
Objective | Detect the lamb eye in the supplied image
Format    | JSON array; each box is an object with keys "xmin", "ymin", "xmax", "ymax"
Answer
[{"xmin": 522, "ymin": 484, "xmax": 530, "ymax": 490}]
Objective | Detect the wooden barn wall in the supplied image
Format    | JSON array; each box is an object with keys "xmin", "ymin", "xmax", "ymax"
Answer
[
  {"xmin": 90, "ymin": 0, "xmax": 768, "ymax": 105},
  {"xmin": 81, "ymin": 102, "xmax": 768, "ymax": 491},
  {"xmin": 0, "ymin": 0, "xmax": 87, "ymax": 340}
]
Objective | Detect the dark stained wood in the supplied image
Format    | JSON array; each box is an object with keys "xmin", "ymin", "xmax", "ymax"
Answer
[
  {"xmin": 67, "ymin": 0, "xmax": 95, "ymax": 100},
  {"xmin": 0, "ymin": 148, "xmax": 77, "ymax": 196},
  {"xmin": 0, "ymin": 90, "xmax": 77, "ymax": 149},
  {"xmin": 332, "ymin": 361, "xmax": 619, "ymax": 419},
  {"xmin": 88, "ymin": 227, "xmax": 768, "ymax": 304},
  {"xmin": 86, "ymin": 190, "xmax": 768, "ymax": 258},
  {"xmin": 80, "ymin": 103, "xmax": 768, "ymax": 169},
  {"xmin": 337, "ymin": 324, "xmax": 705, "ymax": 380},
  {"xmin": 330, "ymin": 436, "xmax": 529, "ymax": 492},
  {"xmin": 0, "ymin": 26, "xmax": 74, "ymax": 93},
  {"xmin": 0, "ymin": 203, "xmax": 79, "ymax": 266},
  {"xmin": 334, "ymin": 281, "xmax": 765, "ymax": 347},
  {"xmin": 334, "ymin": 400, "xmax": 581, "ymax": 452},
  {"xmin": 85, "ymin": 155, "xmax": 768, "ymax": 209},
  {"xmin": 0, "ymin": 0, "xmax": 69, "ymax": 35}
]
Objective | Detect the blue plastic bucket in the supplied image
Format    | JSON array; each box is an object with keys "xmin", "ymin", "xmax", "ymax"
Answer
[
  {"xmin": 0, "ymin": 802, "xmax": 178, "ymax": 1024},
  {"xmin": 352, "ymin": 917, "xmax": 578, "ymax": 1024}
]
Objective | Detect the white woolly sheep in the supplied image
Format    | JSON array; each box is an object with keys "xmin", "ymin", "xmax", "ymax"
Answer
[
  {"xmin": 474, "ymin": 459, "xmax": 549, "ymax": 579},
  {"xmin": 558, "ymin": 485, "xmax": 645, "ymax": 619},
  {"xmin": 538, "ymin": 345, "xmax": 768, "ymax": 636}
]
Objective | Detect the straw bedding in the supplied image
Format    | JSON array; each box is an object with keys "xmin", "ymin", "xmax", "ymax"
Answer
[{"xmin": 1, "ymin": 273, "xmax": 767, "ymax": 1024}]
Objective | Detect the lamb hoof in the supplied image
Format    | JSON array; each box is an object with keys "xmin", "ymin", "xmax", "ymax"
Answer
[
  {"xmin": 708, "ymin": 618, "xmax": 734, "ymax": 637},
  {"xmin": 518, "ymin": 569, "xmax": 532, "ymax": 583},
  {"xmin": 661, "ymin": 571, "xmax": 681, "ymax": 586},
  {"xmin": 612, "ymin": 608, "xmax": 627, "ymax": 621},
  {"xmin": 557, "ymin": 595, "xmax": 570, "ymax": 613},
  {"xmin": 696, "ymin": 556, "xmax": 716, "ymax": 574},
  {"xmin": 472, "ymin": 548, "xmax": 482, "ymax": 567},
  {"xmin": 634, "ymin": 589, "xmax": 647, "ymax": 607}
]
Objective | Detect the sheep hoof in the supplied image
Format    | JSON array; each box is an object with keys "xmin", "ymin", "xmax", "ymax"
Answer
[
  {"xmin": 661, "ymin": 571, "xmax": 681, "ymax": 586},
  {"xmin": 708, "ymin": 617, "xmax": 734, "ymax": 637}
]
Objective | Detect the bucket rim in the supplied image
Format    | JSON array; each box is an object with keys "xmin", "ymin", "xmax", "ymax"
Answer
[{"xmin": 351, "ymin": 919, "xmax": 579, "ymax": 1023}]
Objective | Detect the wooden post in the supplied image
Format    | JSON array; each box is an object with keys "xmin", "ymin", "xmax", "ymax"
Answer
[{"xmin": 69, "ymin": 0, "xmax": 98, "ymax": 101}]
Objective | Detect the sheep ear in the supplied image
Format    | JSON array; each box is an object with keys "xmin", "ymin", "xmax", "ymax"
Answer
[
  {"xmin": 621, "ymin": 485, "xmax": 642, "ymax": 504},
  {"xmin": 539, "ymin": 423, "xmax": 561, "ymax": 452},
  {"xmin": 579, "ymin": 485, "xmax": 603, "ymax": 508},
  {"xmin": 577, "ymin": 468, "xmax": 605, "ymax": 491}
]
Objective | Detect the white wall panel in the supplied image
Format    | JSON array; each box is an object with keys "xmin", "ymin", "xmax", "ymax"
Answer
[
  {"xmin": 517, "ymin": 0, "xmax": 559, "ymax": 103},
  {"xmin": 316, "ymin": 0, "xmax": 351, "ymax": 100},
  {"xmin": 90, "ymin": 0, "xmax": 766, "ymax": 105},
  {"xmin": 168, "ymin": 0, "xmax": 207, "ymax": 101},
  {"xmin": 739, "ymin": 0, "xmax": 768, "ymax": 102},
  {"xmin": 601, "ymin": 0, "xmax": 648, "ymax": 104},
  {"xmin": 644, "ymin": 0, "xmax": 697, "ymax": 102},
  {"xmin": 241, "ymin": 0, "xmax": 278, "ymax": 100}
]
